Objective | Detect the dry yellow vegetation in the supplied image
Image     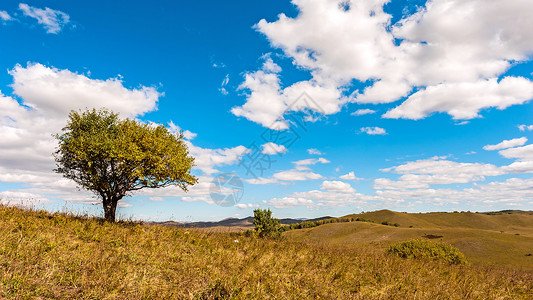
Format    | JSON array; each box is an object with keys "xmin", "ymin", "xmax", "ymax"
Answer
[{"xmin": 1, "ymin": 205, "xmax": 532, "ymax": 299}]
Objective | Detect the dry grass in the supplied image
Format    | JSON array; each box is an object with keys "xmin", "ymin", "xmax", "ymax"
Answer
[
  {"xmin": 1, "ymin": 205, "xmax": 532, "ymax": 299},
  {"xmin": 287, "ymin": 211, "xmax": 533, "ymax": 269}
]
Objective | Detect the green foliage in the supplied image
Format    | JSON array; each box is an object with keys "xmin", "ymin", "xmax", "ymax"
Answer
[
  {"xmin": 253, "ymin": 209, "xmax": 280, "ymax": 238},
  {"xmin": 54, "ymin": 108, "xmax": 197, "ymax": 221},
  {"xmin": 388, "ymin": 239, "xmax": 468, "ymax": 265},
  {"xmin": 281, "ymin": 216, "xmax": 376, "ymax": 232}
]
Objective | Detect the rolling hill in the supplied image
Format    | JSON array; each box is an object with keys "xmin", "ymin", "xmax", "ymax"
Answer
[{"xmin": 285, "ymin": 210, "xmax": 533, "ymax": 268}]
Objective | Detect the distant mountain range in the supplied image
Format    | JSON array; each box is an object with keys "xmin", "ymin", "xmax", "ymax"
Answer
[
  {"xmin": 154, "ymin": 209, "xmax": 533, "ymax": 229},
  {"xmin": 156, "ymin": 216, "xmax": 334, "ymax": 228}
]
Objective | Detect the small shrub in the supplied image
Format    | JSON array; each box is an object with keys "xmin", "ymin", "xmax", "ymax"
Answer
[
  {"xmin": 253, "ymin": 209, "xmax": 281, "ymax": 238},
  {"xmin": 388, "ymin": 239, "xmax": 467, "ymax": 265}
]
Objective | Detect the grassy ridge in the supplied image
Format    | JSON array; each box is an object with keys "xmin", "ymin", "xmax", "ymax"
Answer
[
  {"xmin": 1, "ymin": 205, "xmax": 533, "ymax": 299},
  {"xmin": 285, "ymin": 211, "xmax": 533, "ymax": 268}
]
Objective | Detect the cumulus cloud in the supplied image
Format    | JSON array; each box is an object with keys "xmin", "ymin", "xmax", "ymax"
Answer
[
  {"xmin": 273, "ymin": 169, "xmax": 323, "ymax": 181},
  {"xmin": 0, "ymin": 63, "xmax": 248, "ymax": 206},
  {"xmin": 0, "ymin": 191, "xmax": 50, "ymax": 206},
  {"xmin": 19, "ymin": 3, "xmax": 70, "ymax": 34},
  {"xmin": 384, "ymin": 77, "xmax": 533, "ymax": 120},
  {"xmin": 339, "ymin": 171, "xmax": 361, "ymax": 180},
  {"xmin": 374, "ymin": 177, "xmax": 533, "ymax": 208},
  {"xmin": 376, "ymin": 157, "xmax": 505, "ymax": 189},
  {"xmin": 0, "ymin": 62, "xmax": 162, "ymax": 194},
  {"xmin": 234, "ymin": 203, "xmax": 260, "ymax": 209},
  {"xmin": 10, "ymin": 63, "xmax": 160, "ymax": 118},
  {"xmin": 360, "ymin": 127, "xmax": 387, "ymax": 135},
  {"xmin": 263, "ymin": 197, "xmax": 314, "ymax": 209},
  {"xmin": 351, "ymin": 109, "xmax": 376, "ymax": 116},
  {"xmin": 483, "ymin": 137, "xmax": 527, "ymax": 151},
  {"xmin": 307, "ymin": 148, "xmax": 323, "ymax": 155},
  {"xmin": 232, "ymin": 56, "xmax": 348, "ymax": 130},
  {"xmin": 518, "ymin": 125, "xmax": 533, "ymax": 131},
  {"xmin": 185, "ymin": 142, "xmax": 249, "ymax": 175},
  {"xmin": 245, "ymin": 177, "xmax": 280, "ymax": 185},
  {"xmin": 289, "ymin": 188, "xmax": 370, "ymax": 208},
  {"xmin": 168, "ymin": 121, "xmax": 197, "ymax": 140},
  {"xmin": 234, "ymin": 0, "xmax": 533, "ymax": 128},
  {"xmin": 293, "ymin": 157, "xmax": 330, "ymax": 167},
  {"xmin": 499, "ymin": 144, "xmax": 533, "ymax": 162},
  {"xmin": 320, "ymin": 180, "xmax": 355, "ymax": 193},
  {"xmin": 246, "ymin": 157, "xmax": 327, "ymax": 185},
  {"xmin": 0, "ymin": 11, "xmax": 12, "ymax": 21},
  {"xmin": 261, "ymin": 142, "xmax": 288, "ymax": 155}
]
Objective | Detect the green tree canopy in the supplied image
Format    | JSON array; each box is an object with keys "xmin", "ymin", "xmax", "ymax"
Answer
[
  {"xmin": 54, "ymin": 108, "xmax": 197, "ymax": 221},
  {"xmin": 253, "ymin": 208, "xmax": 281, "ymax": 238}
]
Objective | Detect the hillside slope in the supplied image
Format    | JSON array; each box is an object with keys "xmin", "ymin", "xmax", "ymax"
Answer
[
  {"xmin": 286, "ymin": 210, "xmax": 533, "ymax": 268},
  {"xmin": 1, "ymin": 205, "xmax": 532, "ymax": 299}
]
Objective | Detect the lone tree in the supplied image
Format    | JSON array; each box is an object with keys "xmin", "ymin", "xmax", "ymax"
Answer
[
  {"xmin": 253, "ymin": 208, "xmax": 281, "ymax": 238},
  {"xmin": 54, "ymin": 108, "xmax": 197, "ymax": 222}
]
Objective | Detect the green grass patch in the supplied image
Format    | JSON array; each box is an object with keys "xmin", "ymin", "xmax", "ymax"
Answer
[{"xmin": 388, "ymin": 239, "xmax": 468, "ymax": 265}]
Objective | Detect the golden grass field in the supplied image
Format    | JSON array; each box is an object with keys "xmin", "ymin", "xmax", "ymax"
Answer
[
  {"xmin": 286, "ymin": 210, "xmax": 533, "ymax": 269},
  {"xmin": 1, "ymin": 205, "xmax": 533, "ymax": 299}
]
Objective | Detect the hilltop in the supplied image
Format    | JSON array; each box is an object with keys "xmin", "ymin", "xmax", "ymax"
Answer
[{"xmin": 1, "ymin": 205, "xmax": 532, "ymax": 299}]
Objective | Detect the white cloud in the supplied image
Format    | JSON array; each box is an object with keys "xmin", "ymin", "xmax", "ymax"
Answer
[
  {"xmin": 0, "ymin": 191, "xmax": 50, "ymax": 206},
  {"xmin": 499, "ymin": 144, "xmax": 533, "ymax": 162},
  {"xmin": 0, "ymin": 11, "xmax": 12, "ymax": 21},
  {"xmin": 483, "ymin": 137, "xmax": 527, "ymax": 151},
  {"xmin": 376, "ymin": 157, "xmax": 505, "ymax": 189},
  {"xmin": 168, "ymin": 121, "xmax": 197, "ymax": 140},
  {"xmin": 0, "ymin": 63, "xmax": 166, "ymax": 204},
  {"xmin": 19, "ymin": 3, "xmax": 70, "ymax": 34},
  {"xmin": 245, "ymin": 177, "xmax": 280, "ymax": 185},
  {"xmin": 263, "ymin": 197, "xmax": 314, "ymax": 208},
  {"xmin": 0, "ymin": 61, "xmax": 323, "ymax": 209},
  {"xmin": 307, "ymin": 148, "xmax": 323, "ymax": 155},
  {"xmin": 361, "ymin": 127, "xmax": 387, "ymax": 135},
  {"xmin": 234, "ymin": 0, "xmax": 533, "ymax": 127},
  {"xmin": 149, "ymin": 197, "xmax": 165, "ymax": 201},
  {"xmin": 351, "ymin": 109, "xmax": 376, "ymax": 116},
  {"xmin": 384, "ymin": 77, "xmax": 533, "ymax": 120},
  {"xmin": 293, "ymin": 157, "xmax": 330, "ymax": 167},
  {"xmin": 261, "ymin": 142, "xmax": 288, "ymax": 155},
  {"xmin": 246, "ymin": 168, "xmax": 324, "ymax": 185},
  {"xmin": 320, "ymin": 180, "xmax": 355, "ymax": 193},
  {"xmin": 289, "ymin": 189, "xmax": 370, "ymax": 208},
  {"xmin": 232, "ymin": 56, "xmax": 348, "ymax": 130},
  {"xmin": 185, "ymin": 141, "xmax": 249, "ymax": 175},
  {"xmin": 262, "ymin": 56, "xmax": 282, "ymax": 73},
  {"xmin": 10, "ymin": 63, "xmax": 160, "ymax": 118},
  {"xmin": 273, "ymin": 169, "xmax": 323, "ymax": 181},
  {"xmin": 219, "ymin": 74, "xmax": 229, "ymax": 95},
  {"xmin": 518, "ymin": 125, "xmax": 533, "ymax": 131},
  {"xmin": 339, "ymin": 171, "xmax": 361, "ymax": 180},
  {"xmin": 231, "ymin": 59, "xmax": 287, "ymax": 130},
  {"xmin": 234, "ymin": 203, "xmax": 259, "ymax": 209},
  {"xmin": 374, "ymin": 177, "xmax": 533, "ymax": 207},
  {"xmin": 246, "ymin": 158, "xmax": 327, "ymax": 184}
]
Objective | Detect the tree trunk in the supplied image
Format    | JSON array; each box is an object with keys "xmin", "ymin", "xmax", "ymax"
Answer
[{"xmin": 103, "ymin": 198, "xmax": 118, "ymax": 222}]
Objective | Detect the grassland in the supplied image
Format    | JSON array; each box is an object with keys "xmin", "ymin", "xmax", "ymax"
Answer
[
  {"xmin": 1, "ymin": 205, "xmax": 532, "ymax": 299},
  {"xmin": 285, "ymin": 210, "xmax": 533, "ymax": 268}
]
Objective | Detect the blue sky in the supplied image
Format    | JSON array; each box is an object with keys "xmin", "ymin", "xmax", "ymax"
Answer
[{"xmin": 1, "ymin": 0, "xmax": 533, "ymax": 221}]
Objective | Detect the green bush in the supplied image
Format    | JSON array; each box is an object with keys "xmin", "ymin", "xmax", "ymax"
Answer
[
  {"xmin": 253, "ymin": 209, "xmax": 281, "ymax": 238},
  {"xmin": 388, "ymin": 239, "xmax": 467, "ymax": 265}
]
